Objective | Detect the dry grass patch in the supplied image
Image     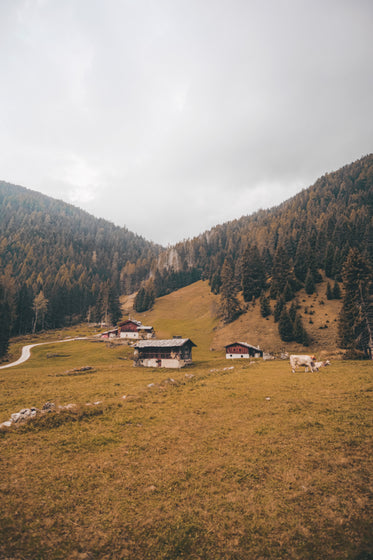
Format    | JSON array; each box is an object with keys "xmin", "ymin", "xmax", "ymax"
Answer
[
  {"xmin": 212, "ymin": 279, "xmax": 343, "ymax": 357},
  {"xmin": 0, "ymin": 357, "xmax": 372, "ymax": 559},
  {"xmin": 126, "ymin": 280, "xmax": 220, "ymax": 360}
]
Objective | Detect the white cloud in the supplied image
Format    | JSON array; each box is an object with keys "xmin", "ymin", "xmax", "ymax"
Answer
[{"xmin": 0, "ymin": 0, "xmax": 372, "ymax": 245}]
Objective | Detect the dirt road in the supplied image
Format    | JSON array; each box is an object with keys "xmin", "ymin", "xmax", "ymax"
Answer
[{"xmin": 0, "ymin": 338, "xmax": 86, "ymax": 370}]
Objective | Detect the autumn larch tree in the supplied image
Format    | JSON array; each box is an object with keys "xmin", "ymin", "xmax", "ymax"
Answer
[{"xmin": 32, "ymin": 291, "xmax": 49, "ymax": 333}]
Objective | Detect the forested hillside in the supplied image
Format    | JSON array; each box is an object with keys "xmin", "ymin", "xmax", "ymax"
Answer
[
  {"xmin": 132, "ymin": 154, "xmax": 372, "ymax": 294},
  {"xmin": 1, "ymin": 155, "xmax": 372, "ymax": 359},
  {"xmin": 130, "ymin": 154, "xmax": 373, "ymax": 356},
  {"xmin": 0, "ymin": 181, "xmax": 160, "ymax": 354}
]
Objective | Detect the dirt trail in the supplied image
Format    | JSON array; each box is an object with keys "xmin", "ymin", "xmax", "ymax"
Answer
[{"xmin": 0, "ymin": 338, "xmax": 86, "ymax": 370}]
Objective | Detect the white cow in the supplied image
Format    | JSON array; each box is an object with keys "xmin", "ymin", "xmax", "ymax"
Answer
[
  {"xmin": 314, "ymin": 360, "xmax": 330, "ymax": 370},
  {"xmin": 290, "ymin": 354, "xmax": 317, "ymax": 373}
]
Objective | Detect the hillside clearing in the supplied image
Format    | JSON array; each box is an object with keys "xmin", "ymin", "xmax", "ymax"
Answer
[{"xmin": 128, "ymin": 279, "xmax": 344, "ymax": 358}]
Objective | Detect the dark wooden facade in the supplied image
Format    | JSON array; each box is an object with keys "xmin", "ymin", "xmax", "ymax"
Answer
[
  {"xmin": 134, "ymin": 338, "xmax": 196, "ymax": 368},
  {"xmin": 119, "ymin": 320, "xmax": 141, "ymax": 333},
  {"xmin": 225, "ymin": 342, "xmax": 263, "ymax": 358}
]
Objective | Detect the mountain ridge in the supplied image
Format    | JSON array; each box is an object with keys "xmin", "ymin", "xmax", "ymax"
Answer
[
  {"xmin": 1, "ymin": 154, "xmax": 372, "ymax": 356},
  {"xmin": 128, "ymin": 154, "xmax": 372, "ymax": 303}
]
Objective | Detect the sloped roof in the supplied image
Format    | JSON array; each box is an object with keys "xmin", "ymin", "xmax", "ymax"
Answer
[
  {"xmin": 224, "ymin": 341, "xmax": 262, "ymax": 352},
  {"xmin": 119, "ymin": 319, "xmax": 142, "ymax": 327},
  {"xmin": 134, "ymin": 338, "xmax": 196, "ymax": 348}
]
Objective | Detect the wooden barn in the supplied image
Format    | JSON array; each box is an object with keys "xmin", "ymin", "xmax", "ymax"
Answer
[
  {"xmin": 119, "ymin": 319, "xmax": 155, "ymax": 340},
  {"xmin": 225, "ymin": 342, "xmax": 263, "ymax": 359},
  {"xmin": 133, "ymin": 338, "xmax": 196, "ymax": 368}
]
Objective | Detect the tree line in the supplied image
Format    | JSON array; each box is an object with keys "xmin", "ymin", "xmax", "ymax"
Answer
[
  {"xmin": 0, "ymin": 181, "xmax": 160, "ymax": 358},
  {"xmin": 1, "ymin": 155, "xmax": 372, "ymax": 359}
]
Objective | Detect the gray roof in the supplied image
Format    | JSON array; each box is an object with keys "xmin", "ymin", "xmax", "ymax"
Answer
[{"xmin": 134, "ymin": 338, "xmax": 196, "ymax": 348}]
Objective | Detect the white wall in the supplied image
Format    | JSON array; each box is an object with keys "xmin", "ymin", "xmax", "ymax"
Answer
[
  {"xmin": 120, "ymin": 332, "xmax": 139, "ymax": 339},
  {"xmin": 135, "ymin": 358, "xmax": 187, "ymax": 368}
]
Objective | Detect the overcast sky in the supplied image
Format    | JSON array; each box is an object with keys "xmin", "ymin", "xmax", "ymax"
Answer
[{"xmin": 0, "ymin": 0, "xmax": 372, "ymax": 245}]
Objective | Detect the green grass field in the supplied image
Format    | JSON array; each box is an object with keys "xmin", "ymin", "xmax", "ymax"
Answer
[{"xmin": 0, "ymin": 282, "xmax": 372, "ymax": 559}]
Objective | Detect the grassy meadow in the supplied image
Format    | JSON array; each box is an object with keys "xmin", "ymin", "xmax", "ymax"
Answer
[{"xmin": 0, "ymin": 282, "xmax": 372, "ymax": 559}]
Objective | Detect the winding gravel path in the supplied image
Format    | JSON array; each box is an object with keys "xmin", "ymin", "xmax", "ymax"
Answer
[{"xmin": 0, "ymin": 338, "xmax": 87, "ymax": 370}]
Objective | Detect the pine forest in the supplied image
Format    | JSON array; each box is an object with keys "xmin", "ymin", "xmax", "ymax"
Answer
[{"xmin": 0, "ymin": 154, "xmax": 372, "ymax": 358}]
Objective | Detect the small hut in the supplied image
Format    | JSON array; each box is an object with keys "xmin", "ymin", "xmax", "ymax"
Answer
[{"xmin": 225, "ymin": 342, "xmax": 263, "ymax": 359}]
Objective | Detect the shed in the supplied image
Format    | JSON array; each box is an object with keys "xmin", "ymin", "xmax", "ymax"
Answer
[
  {"xmin": 137, "ymin": 325, "xmax": 155, "ymax": 339},
  {"xmin": 133, "ymin": 338, "xmax": 196, "ymax": 368},
  {"xmin": 101, "ymin": 327, "xmax": 119, "ymax": 339},
  {"xmin": 225, "ymin": 342, "xmax": 263, "ymax": 359}
]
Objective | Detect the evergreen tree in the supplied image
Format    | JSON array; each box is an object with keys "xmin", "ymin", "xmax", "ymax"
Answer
[
  {"xmin": 278, "ymin": 308, "xmax": 293, "ymax": 342},
  {"xmin": 305, "ymin": 269, "xmax": 315, "ymax": 295},
  {"xmin": 12, "ymin": 284, "xmax": 34, "ymax": 335},
  {"xmin": 260, "ymin": 293, "xmax": 271, "ymax": 318},
  {"xmin": 241, "ymin": 244, "xmax": 266, "ymax": 302},
  {"xmin": 289, "ymin": 301, "xmax": 297, "ymax": 323},
  {"xmin": 262, "ymin": 247, "xmax": 273, "ymax": 271},
  {"xmin": 270, "ymin": 246, "xmax": 289, "ymax": 298},
  {"xmin": 326, "ymin": 282, "xmax": 333, "ymax": 300},
  {"xmin": 331, "ymin": 246, "xmax": 344, "ymax": 280},
  {"xmin": 107, "ymin": 282, "xmax": 122, "ymax": 324},
  {"xmin": 294, "ymin": 238, "xmax": 310, "ymax": 283},
  {"xmin": 324, "ymin": 242, "xmax": 335, "ymax": 278},
  {"xmin": 338, "ymin": 249, "xmax": 372, "ymax": 357},
  {"xmin": 134, "ymin": 287, "xmax": 146, "ymax": 313},
  {"xmin": 134, "ymin": 281, "xmax": 155, "ymax": 313},
  {"xmin": 274, "ymin": 295, "xmax": 285, "ymax": 323},
  {"xmin": 293, "ymin": 314, "xmax": 310, "ymax": 345},
  {"xmin": 219, "ymin": 257, "xmax": 243, "ymax": 323},
  {"xmin": 333, "ymin": 280, "xmax": 341, "ymax": 299},
  {"xmin": 0, "ymin": 282, "xmax": 11, "ymax": 358},
  {"xmin": 210, "ymin": 271, "xmax": 221, "ymax": 294},
  {"xmin": 144, "ymin": 282, "xmax": 155, "ymax": 311},
  {"xmin": 95, "ymin": 281, "xmax": 121, "ymax": 325},
  {"xmin": 47, "ymin": 284, "xmax": 67, "ymax": 329},
  {"xmin": 283, "ymin": 281, "xmax": 294, "ymax": 302}
]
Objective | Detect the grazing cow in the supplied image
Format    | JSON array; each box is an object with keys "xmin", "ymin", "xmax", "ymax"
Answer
[
  {"xmin": 314, "ymin": 360, "xmax": 330, "ymax": 370},
  {"xmin": 290, "ymin": 354, "xmax": 317, "ymax": 373}
]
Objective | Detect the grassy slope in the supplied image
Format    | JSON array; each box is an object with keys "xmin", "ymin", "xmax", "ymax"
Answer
[
  {"xmin": 126, "ymin": 278, "xmax": 343, "ymax": 358},
  {"xmin": 0, "ymin": 282, "xmax": 372, "ymax": 560},
  {"xmin": 212, "ymin": 279, "xmax": 344, "ymax": 358},
  {"xmin": 123, "ymin": 280, "xmax": 220, "ymax": 361}
]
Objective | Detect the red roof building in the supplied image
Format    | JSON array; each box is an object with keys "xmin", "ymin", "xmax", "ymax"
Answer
[
  {"xmin": 119, "ymin": 319, "xmax": 154, "ymax": 339},
  {"xmin": 224, "ymin": 342, "xmax": 263, "ymax": 359}
]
